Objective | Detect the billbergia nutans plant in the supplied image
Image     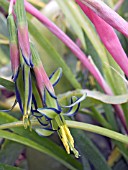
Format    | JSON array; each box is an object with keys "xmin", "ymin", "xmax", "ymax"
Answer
[{"xmin": 0, "ymin": 0, "xmax": 128, "ymax": 169}]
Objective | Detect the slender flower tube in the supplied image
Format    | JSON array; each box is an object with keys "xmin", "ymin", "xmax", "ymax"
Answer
[
  {"xmin": 31, "ymin": 43, "xmax": 86, "ymax": 157},
  {"xmin": 13, "ymin": 0, "xmax": 32, "ymax": 128},
  {"xmin": 14, "ymin": 0, "xmax": 33, "ymax": 66},
  {"xmin": 32, "ymin": 46, "xmax": 55, "ymax": 101}
]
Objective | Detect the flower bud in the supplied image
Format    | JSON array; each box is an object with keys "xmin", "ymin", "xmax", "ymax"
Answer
[
  {"xmin": 14, "ymin": 0, "xmax": 32, "ymax": 66},
  {"xmin": 30, "ymin": 43, "xmax": 55, "ymax": 100},
  {"xmin": 7, "ymin": 14, "xmax": 20, "ymax": 81}
]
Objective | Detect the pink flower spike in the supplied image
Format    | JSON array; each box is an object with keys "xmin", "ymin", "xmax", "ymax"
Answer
[
  {"xmin": 76, "ymin": 0, "xmax": 128, "ymax": 37},
  {"xmin": 76, "ymin": 0, "xmax": 128, "ymax": 77},
  {"xmin": 14, "ymin": 0, "xmax": 33, "ymax": 67},
  {"xmin": 30, "ymin": 43, "xmax": 55, "ymax": 100},
  {"xmin": 7, "ymin": 13, "xmax": 20, "ymax": 81},
  {"xmin": 34, "ymin": 65, "xmax": 55, "ymax": 99},
  {"xmin": 17, "ymin": 24, "xmax": 32, "ymax": 66},
  {"xmin": 10, "ymin": 43, "xmax": 20, "ymax": 81}
]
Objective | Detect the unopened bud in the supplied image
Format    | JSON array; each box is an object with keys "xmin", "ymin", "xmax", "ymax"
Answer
[{"xmin": 7, "ymin": 14, "xmax": 20, "ymax": 81}]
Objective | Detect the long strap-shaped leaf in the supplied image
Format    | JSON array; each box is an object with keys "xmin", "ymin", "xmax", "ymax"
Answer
[{"xmin": 0, "ymin": 112, "xmax": 82, "ymax": 170}]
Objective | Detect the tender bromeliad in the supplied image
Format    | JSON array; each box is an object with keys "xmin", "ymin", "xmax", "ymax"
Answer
[{"xmin": 7, "ymin": 0, "xmax": 86, "ymax": 158}]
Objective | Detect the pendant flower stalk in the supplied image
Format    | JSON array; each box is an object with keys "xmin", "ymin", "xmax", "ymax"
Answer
[
  {"xmin": 7, "ymin": 0, "xmax": 86, "ymax": 157},
  {"xmin": 31, "ymin": 43, "xmax": 86, "ymax": 157}
]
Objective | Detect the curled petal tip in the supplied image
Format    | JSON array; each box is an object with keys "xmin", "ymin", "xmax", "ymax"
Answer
[{"xmin": 49, "ymin": 67, "xmax": 63, "ymax": 86}]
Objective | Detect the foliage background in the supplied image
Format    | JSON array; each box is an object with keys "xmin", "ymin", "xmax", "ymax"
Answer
[{"xmin": 0, "ymin": 0, "xmax": 128, "ymax": 169}]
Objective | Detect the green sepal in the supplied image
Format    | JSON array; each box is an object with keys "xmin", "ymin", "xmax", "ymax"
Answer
[
  {"xmin": 44, "ymin": 88, "xmax": 58, "ymax": 109},
  {"xmin": 37, "ymin": 108, "xmax": 60, "ymax": 120},
  {"xmin": 55, "ymin": 114, "xmax": 65, "ymax": 127},
  {"xmin": 51, "ymin": 119, "xmax": 59, "ymax": 130},
  {"xmin": 31, "ymin": 75, "xmax": 43, "ymax": 108},
  {"xmin": 49, "ymin": 68, "xmax": 62, "ymax": 86},
  {"xmin": 35, "ymin": 128, "xmax": 54, "ymax": 137},
  {"xmin": 30, "ymin": 42, "xmax": 42, "ymax": 67},
  {"xmin": 37, "ymin": 116, "xmax": 49, "ymax": 126},
  {"xmin": 23, "ymin": 63, "xmax": 32, "ymax": 115},
  {"xmin": 15, "ymin": 67, "xmax": 24, "ymax": 112}
]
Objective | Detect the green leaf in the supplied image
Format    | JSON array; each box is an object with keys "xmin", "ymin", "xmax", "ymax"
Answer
[
  {"xmin": 113, "ymin": 158, "xmax": 128, "ymax": 170},
  {"xmin": 56, "ymin": 0, "xmax": 86, "ymax": 49},
  {"xmin": 0, "ymin": 140, "xmax": 24, "ymax": 165},
  {"xmin": 0, "ymin": 1, "xmax": 9, "ymax": 12},
  {"xmin": 26, "ymin": 147, "xmax": 67, "ymax": 170},
  {"xmin": 71, "ymin": 1, "xmax": 107, "ymax": 63},
  {"xmin": 0, "ymin": 13, "xmax": 10, "ymax": 66},
  {"xmin": 71, "ymin": 129, "xmax": 111, "ymax": 170},
  {"xmin": 1, "ymin": 118, "xmax": 128, "ymax": 147},
  {"xmin": 58, "ymin": 89, "xmax": 128, "ymax": 108},
  {"xmin": 0, "ymin": 77, "xmax": 14, "ymax": 91},
  {"xmin": 0, "ymin": 129, "xmax": 81, "ymax": 170},
  {"xmin": 0, "ymin": 163, "xmax": 22, "ymax": 170},
  {"xmin": 103, "ymin": 52, "xmax": 128, "ymax": 126},
  {"xmin": 0, "ymin": 112, "xmax": 82, "ymax": 170}
]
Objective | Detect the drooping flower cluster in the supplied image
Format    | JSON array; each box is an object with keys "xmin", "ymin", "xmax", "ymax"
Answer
[{"xmin": 7, "ymin": 0, "xmax": 86, "ymax": 158}]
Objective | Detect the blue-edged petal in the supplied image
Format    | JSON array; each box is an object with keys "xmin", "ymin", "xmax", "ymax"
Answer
[
  {"xmin": 49, "ymin": 68, "xmax": 62, "ymax": 87},
  {"xmin": 37, "ymin": 116, "xmax": 49, "ymax": 126},
  {"xmin": 44, "ymin": 88, "xmax": 59, "ymax": 110},
  {"xmin": 32, "ymin": 94, "xmax": 38, "ymax": 110},
  {"xmin": 12, "ymin": 65, "xmax": 20, "ymax": 82},
  {"xmin": 37, "ymin": 117, "xmax": 50, "ymax": 126},
  {"xmin": 15, "ymin": 82, "xmax": 23, "ymax": 114},
  {"xmin": 45, "ymin": 87, "xmax": 57, "ymax": 99},
  {"xmin": 35, "ymin": 128, "xmax": 54, "ymax": 137},
  {"xmin": 63, "ymin": 96, "xmax": 80, "ymax": 116},
  {"xmin": 37, "ymin": 107, "xmax": 61, "ymax": 120},
  {"xmin": 62, "ymin": 93, "xmax": 87, "ymax": 108},
  {"xmin": 32, "ymin": 110, "xmax": 42, "ymax": 118}
]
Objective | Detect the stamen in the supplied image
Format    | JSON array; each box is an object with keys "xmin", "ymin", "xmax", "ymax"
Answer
[{"xmin": 60, "ymin": 126, "xmax": 70, "ymax": 154}]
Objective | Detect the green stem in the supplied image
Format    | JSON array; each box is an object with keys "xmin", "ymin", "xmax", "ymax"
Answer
[
  {"xmin": 67, "ymin": 121, "xmax": 128, "ymax": 144},
  {"xmin": 0, "ymin": 120, "xmax": 128, "ymax": 145}
]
